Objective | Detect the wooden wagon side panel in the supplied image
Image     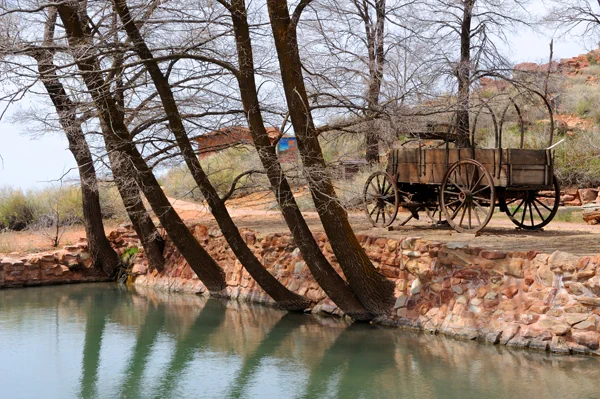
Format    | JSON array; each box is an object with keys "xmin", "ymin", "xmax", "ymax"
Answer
[
  {"xmin": 506, "ymin": 149, "xmax": 553, "ymax": 187},
  {"xmin": 417, "ymin": 148, "xmax": 509, "ymax": 186}
]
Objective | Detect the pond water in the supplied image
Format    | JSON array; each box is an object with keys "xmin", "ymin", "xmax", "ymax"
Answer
[{"xmin": 0, "ymin": 283, "xmax": 599, "ymax": 399}]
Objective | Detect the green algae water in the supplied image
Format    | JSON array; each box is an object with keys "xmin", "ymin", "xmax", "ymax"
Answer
[{"xmin": 1, "ymin": 284, "xmax": 599, "ymax": 399}]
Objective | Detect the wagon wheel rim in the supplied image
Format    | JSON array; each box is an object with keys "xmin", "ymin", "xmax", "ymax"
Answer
[
  {"xmin": 502, "ymin": 175, "xmax": 560, "ymax": 230},
  {"xmin": 425, "ymin": 204, "xmax": 445, "ymax": 224},
  {"xmin": 441, "ymin": 159, "xmax": 496, "ymax": 233},
  {"xmin": 363, "ymin": 171, "xmax": 399, "ymax": 228},
  {"xmin": 395, "ymin": 184, "xmax": 418, "ymax": 226}
]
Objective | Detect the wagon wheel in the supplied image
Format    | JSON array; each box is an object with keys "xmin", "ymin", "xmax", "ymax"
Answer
[
  {"xmin": 500, "ymin": 175, "xmax": 560, "ymax": 230},
  {"xmin": 363, "ymin": 171, "xmax": 399, "ymax": 228},
  {"xmin": 425, "ymin": 204, "xmax": 446, "ymax": 224},
  {"xmin": 395, "ymin": 183, "xmax": 419, "ymax": 226},
  {"xmin": 441, "ymin": 159, "xmax": 496, "ymax": 234}
]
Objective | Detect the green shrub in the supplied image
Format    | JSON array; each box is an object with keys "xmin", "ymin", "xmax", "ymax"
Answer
[
  {"xmin": 0, "ymin": 188, "xmax": 38, "ymax": 230},
  {"xmin": 0, "ymin": 183, "xmax": 127, "ymax": 231},
  {"xmin": 31, "ymin": 185, "xmax": 84, "ymax": 226},
  {"xmin": 98, "ymin": 184, "xmax": 128, "ymax": 221},
  {"xmin": 560, "ymin": 83, "xmax": 600, "ymax": 117},
  {"xmin": 161, "ymin": 145, "xmax": 266, "ymax": 200},
  {"xmin": 575, "ymin": 97, "xmax": 593, "ymax": 116},
  {"xmin": 553, "ymin": 129, "xmax": 600, "ymax": 187}
]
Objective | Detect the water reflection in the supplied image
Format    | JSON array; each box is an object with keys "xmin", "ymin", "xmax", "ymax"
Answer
[{"xmin": 0, "ymin": 284, "xmax": 599, "ymax": 399}]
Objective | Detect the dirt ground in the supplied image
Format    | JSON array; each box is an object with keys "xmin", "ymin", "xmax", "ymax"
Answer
[
  {"xmin": 2, "ymin": 194, "xmax": 599, "ymax": 256},
  {"xmin": 171, "ymin": 195, "xmax": 600, "ymax": 256}
]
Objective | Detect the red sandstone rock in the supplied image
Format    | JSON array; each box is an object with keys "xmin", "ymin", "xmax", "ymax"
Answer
[
  {"xmin": 579, "ymin": 188, "xmax": 599, "ymax": 204},
  {"xmin": 572, "ymin": 330, "xmax": 600, "ymax": 350},
  {"xmin": 481, "ymin": 251, "xmax": 507, "ymax": 260},
  {"xmin": 503, "ymin": 286, "xmax": 519, "ymax": 299}
]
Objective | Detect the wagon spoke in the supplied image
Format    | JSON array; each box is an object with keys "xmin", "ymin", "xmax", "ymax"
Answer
[
  {"xmin": 532, "ymin": 200, "xmax": 545, "ymax": 221},
  {"xmin": 473, "ymin": 201, "xmax": 482, "ymax": 225},
  {"xmin": 375, "ymin": 207, "xmax": 381, "ymax": 223},
  {"xmin": 445, "ymin": 199, "xmax": 462, "ymax": 207},
  {"xmin": 458, "ymin": 165, "xmax": 468, "ymax": 188},
  {"xmin": 511, "ymin": 199, "xmax": 526, "ymax": 217},
  {"xmin": 534, "ymin": 198, "xmax": 553, "ymax": 213},
  {"xmin": 471, "ymin": 173, "xmax": 485, "ymax": 190},
  {"xmin": 468, "ymin": 205, "xmax": 472, "ymax": 229},
  {"xmin": 369, "ymin": 204, "xmax": 378, "ymax": 216},
  {"xmin": 471, "ymin": 184, "xmax": 491, "ymax": 196},
  {"xmin": 473, "ymin": 195, "xmax": 491, "ymax": 203},
  {"xmin": 382, "ymin": 181, "xmax": 392, "ymax": 196},
  {"xmin": 472, "ymin": 199, "xmax": 487, "ymax": 217},
  {"xmin": 369, "ymin": 184, "xmax": 379, "ymax": 197},
  {"xmin": 468, "ymin": 165, "xmax": 477, "ymax": 190},
  {"xmin": 459, "ymin": 204, "xmax": 467, "ymax": 227},
  {"xmin": 504, "ymin": 197, "xmax": 520, "ymax": 206},
  {"xmin": 451, "ymin": 201, "xmax": 465, "ymax": 219},
  {"xmin": 529, "ymin": 202, "xmax": 535, "ymax": 226},
  {"xmin": 520, "ymin": 200, "xmax": 528, "ymax": 225},
  {"xmin": 448, "ymin": 177, "xmax": 466, "ymax": 193}
]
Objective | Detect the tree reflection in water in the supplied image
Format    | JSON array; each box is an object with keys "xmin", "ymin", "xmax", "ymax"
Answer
[{"xmin": 2, "ymin": 284, "xmax": 599, "ymax": 399}]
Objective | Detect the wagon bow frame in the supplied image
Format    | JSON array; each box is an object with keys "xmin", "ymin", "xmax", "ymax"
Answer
[{"xmin": 363, "ymin": 83, "xmax": 561, "ymax": 234}]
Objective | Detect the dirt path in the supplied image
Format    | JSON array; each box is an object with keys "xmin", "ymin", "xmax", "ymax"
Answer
[
  {"xmin": 3, "ymin": 196, "xmax": 597, "ymax": 257},
  {"xmin": 166, "ymin": 197, "xmax": 600, "ymax": 256}
]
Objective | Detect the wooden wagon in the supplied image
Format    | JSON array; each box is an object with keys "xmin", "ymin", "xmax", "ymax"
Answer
[{"xmin": 363, "ymin": 94, "xmax": 561, "ymax": 233}]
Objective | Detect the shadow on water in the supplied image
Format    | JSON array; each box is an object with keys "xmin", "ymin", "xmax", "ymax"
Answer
[
  {"xmin": 118, "ymin": 297, "xmax": 166, "ymax": 398},
  {"xmin": 227, "ymin": 312, "xmax": 316, "ymax": 399},
  {"xmin": 59, "ymin": 285, "xmax": 124, "ymax": 399},
  {"xmin": 3, "ymin": 284, "xmax": 600, "ymax": 399},
  {"xmin": 304, "ymin": 323, "xmax": 397, "ymax": 399},
  {"xmin": 151, "ymin": 299, "xmax": 227, "ymax": 399}
]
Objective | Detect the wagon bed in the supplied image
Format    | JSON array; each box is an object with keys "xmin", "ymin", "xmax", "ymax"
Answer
[
  {"xmin": 364, "ymin": 146, "xmax": 560, "ymax": 234},
  {"xmin": 388, "ymin": 148, "xmax": 554, "ymax": 188}
]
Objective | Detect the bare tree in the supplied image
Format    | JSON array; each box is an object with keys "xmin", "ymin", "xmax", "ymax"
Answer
[
  {"xmin": 221, "ymin": 0, "xmax": 372, "ymax": 320},
  {"xmin": 109, "ymin": 0, "xmax": 311, "ymax": 311},
  {"xmin": 416, "ymin": 0, "xmax": 532, "ymax": 146},
  {"xmin": 266, "ymin": 0, "xmax": 395, "ymax": 315},
  {"xmin": 0, "ymin": 7, "xmax": 166, "ymax": 274},
  {"xmin": 53, "ymin": 1, "xmax": 227, "ymax": 292},
  {"xmin": 546, "ymin": 1, "xmax": 600, "ymax": 44}
]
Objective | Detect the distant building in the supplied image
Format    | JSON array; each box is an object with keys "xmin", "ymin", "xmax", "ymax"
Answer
[{"xmin": 195, "ymin": 126, "xmax": 297, "ymax": 163}]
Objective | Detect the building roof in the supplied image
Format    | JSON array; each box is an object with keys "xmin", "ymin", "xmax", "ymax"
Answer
[{"xmin": 194, "ymin": 126, "xmax": 287, "ymax": 155}]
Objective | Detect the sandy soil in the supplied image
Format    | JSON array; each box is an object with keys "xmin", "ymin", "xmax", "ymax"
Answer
[
  {"xmin": 167, "ymin": 195, "xmax": 600, "ymax": 256},
  {"xmin": 2, "ymin": 193, "xmax": 598, "ymax": 256}
]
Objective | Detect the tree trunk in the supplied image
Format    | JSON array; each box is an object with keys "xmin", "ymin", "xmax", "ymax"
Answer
[
  {"xmin": 364, "ymin": 0, "xmax": 386, "ymax": 164},
  {"xmin": 110, "ymin": 0, "xmax": 310, "ymax": 312},
  {"xmin": 102, "ymin": 138, "xmax": 165, "ymax": 273},
  {"xmin": 266, "ymin": 1, "xmax": 395, "ymax": 315},
  {"xmin": 227, "ymin": 0, "xmax": 371, "ymax": 320},
  {"xmin": 56, "ymin": 2, "xmax": 226, "ymax": 292},
  {"xmin": 33, "ymin": 10, "xmax": 121, "ymax": 277},
  {"xmin": 456, "ymin": 0, "xmax": 475, "ymax": 148}
]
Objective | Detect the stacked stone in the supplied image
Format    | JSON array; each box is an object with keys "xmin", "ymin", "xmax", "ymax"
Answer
[
  {"xmin": 108, "ymin": 223, "xmax": 600, "ymax": 356},
  {"xmin": 0, "ymin": 239, "xmax": 107, "ymax": 288}
]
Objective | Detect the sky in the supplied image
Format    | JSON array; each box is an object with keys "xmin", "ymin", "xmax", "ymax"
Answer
[{"xmin": 0, "ymin": 10, "xmax": 592, "ymax": 190}]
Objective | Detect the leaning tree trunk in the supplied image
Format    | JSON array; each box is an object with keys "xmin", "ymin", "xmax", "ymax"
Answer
[
  {"xmin": 266, "ymin": 0, "xmax": 395, "ymax": 315},
  {"xmin": 110, "ymin": 0, "xmax": 310, "ymax": 311},
  {"xmin": 364, "ymin": 0, "xmax": 387, "ymax": 164},
  {"xmin": 227, "ymin": 0, "xmax": 372, "ymax": 320},
  {"xmin": 455, "ymin": 0, "xmax": 475, "ymax": 148},
  {"xmin": 102, "ymin": 136, "xmax": 165, "ymax": 273},
  {"xmin": 33, "ymin": 11, "xmax": 120, "ymax": 277},
  {"xmin": 56, "ymin": 2, "xmax": 226, "ymax": 292}
]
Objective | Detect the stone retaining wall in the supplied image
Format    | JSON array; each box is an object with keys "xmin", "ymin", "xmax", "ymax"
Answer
[
  {"xmin": 124, "ymin": 224, "xmax": 600, "ymax": 356},
  {"xmin": 0, "ymin": 239, "xmax": 109, "ymax": 288},
  {"xmin": 4, "ymin": 223, "xmax": 600, "ymax": 356}
]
